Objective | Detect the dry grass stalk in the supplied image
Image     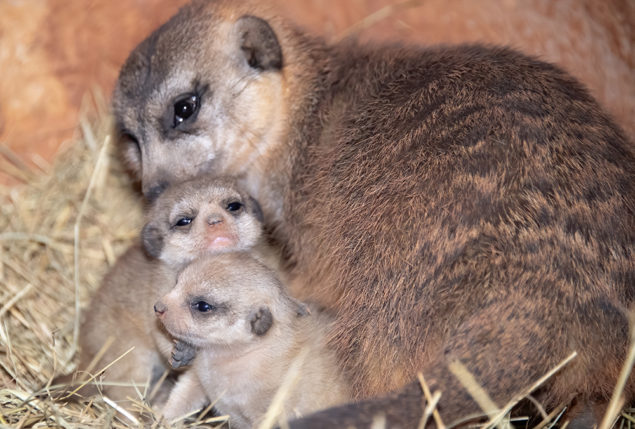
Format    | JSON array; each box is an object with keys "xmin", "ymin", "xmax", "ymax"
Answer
[
  {"xmin": 417, "ymin": 372, "xmax": 446, "ymax": 429},
  {"xmin": 335, "ymin": 0, "xmax": 422, "ymax": 42},
  {"xmin": 485, "ymin": 351, "xmax": 578, "ymax": 428},
  {"xmin": 447, "ymin": 352, "xmax": 577, "ymax": 429},
  {"xmin": 420, "ymin": 390, "xmax": 442, "ymax": 429},
  {"xmin": 257, "ymin": 346, "xmax": 310, "ymax": 429},
  {"xmin": 70, "ymin": 132, "xmax": 112, "ymax": 360},
  {"xmin": 600, "ymin": 324, "xmax": 635, "ymax": 429},
  {"xmin": 448, "ymin": 360, "xmax": 512, "ymax": 429},
  {"xmin": 61, "ymin": 346, "xmax": 136, "ymax": 401},
  {"xmin": 533, "ymin": 402, "xmax": 568, "ymax": 429},
  {"xmin": 370, "ymin": 413, "xmax": 387, "ymax": 429}
]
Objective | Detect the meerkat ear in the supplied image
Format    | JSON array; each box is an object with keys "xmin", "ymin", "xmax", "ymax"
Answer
[
  {"xmin": 248, "ymin": 196, "xmax": 264, "ymax": 223},
  {"xmin": 141, "ymin": 223, "xmax": 164, "ymax": 259},
  {"xmin": 249, "ymin": 306, "xmax": 273, "ymax": 336},
  {"xmin": 236, "ymin": 15, "xmax": 282, "ymax": 70}
]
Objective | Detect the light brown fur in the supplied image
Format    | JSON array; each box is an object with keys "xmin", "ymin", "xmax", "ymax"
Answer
[
  {"xmin": 156, "ymin": 252, "xmax": 350, "ymax": 428},
  {"xmin": 62, "ymin": 176, "xmax": 270, "ymax": 405},
  {"xmin": 72, "ymin": 245, "xmax": 176, "ymax": 404}
]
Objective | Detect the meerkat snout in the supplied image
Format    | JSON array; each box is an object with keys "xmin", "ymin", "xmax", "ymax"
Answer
[
  {"xmin": 154, "ymin": 301, "xmax": 167, "ymax": 317},
  {"xmin": 206, "ymin": 213, "xmax": 223, "ymax": 225}
]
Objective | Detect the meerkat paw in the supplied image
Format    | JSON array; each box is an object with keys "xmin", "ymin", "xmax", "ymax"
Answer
[{"xmin": 170, "ymin": 340, "xmax": 197, "ymax": 369}]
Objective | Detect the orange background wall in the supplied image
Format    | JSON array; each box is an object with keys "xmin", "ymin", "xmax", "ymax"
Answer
[{"xmin": 1, "ymin": 0, "xmax": 633, "ymax": 179}]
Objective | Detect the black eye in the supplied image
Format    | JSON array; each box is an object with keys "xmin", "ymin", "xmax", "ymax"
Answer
[
  {"xmin": 226, "ymin": 201, "xmax": 243, "ymax": 212},
  {"xmin": 175, "ymin": 217, "xmax": 193, "ymax": 227},
  {"xmin": 192, "ymin": 301, "xmax": 215, "ymax": 313},
  {"xmin": 173, "ymin": 94, "xmax": 199, "ymax": 128}
]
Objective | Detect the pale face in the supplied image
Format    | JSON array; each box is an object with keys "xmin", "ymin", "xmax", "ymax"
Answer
[
  {"xmin": 158, "ymin": 283, "xmax": 249, "ymax": 349},
  {"xmin": 155, "ymin": 254, "xmax": 281, "ymax": 349},
  {"xmin": 142, "ymin": 177, "xmax": 264, "ymax": 268}
]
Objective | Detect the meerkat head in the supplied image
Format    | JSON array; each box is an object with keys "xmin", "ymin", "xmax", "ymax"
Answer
[
  {"xmin": 141, "ymin": 175, "xmax": 264, "ymax": 269},
  {"xmin": 112, "ymin": 0, "xmax": 288, "ymax": 202},
  {"xmin": 154, "ymin": 252, "xmax": 308, "ymax": 349}
]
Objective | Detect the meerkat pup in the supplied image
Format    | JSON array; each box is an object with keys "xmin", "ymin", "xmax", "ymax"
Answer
[
  {"xmin": 67, "ymin": 175, "xmax": 271, "ymax": 405},
  {"xmin": 141, "ymin": 175, "xmax": 279, "ymax": 271},
  {"xmin": 155, "ymin": 252, "xmax": 350, "ymax": 427}
]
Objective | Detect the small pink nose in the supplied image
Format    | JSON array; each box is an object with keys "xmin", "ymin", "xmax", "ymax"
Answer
[
  {"xmin": 207, "ymin": 214, "xmax": 223, "ymax": 226},
  {"xmin": 154, "ymin": 301, "xmax": 167, "ymax": 317}
]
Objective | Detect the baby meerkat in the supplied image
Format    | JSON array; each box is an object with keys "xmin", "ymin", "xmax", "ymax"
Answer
[
  {"xmin": 65, "ymin": 176, "xmax": 271, "ymax": 405},
  {"xmin": 141, "ymin": 175, "xmax": 274, "ymax": 271},
  {"xmin": 155, "ymin": 252, "xmax": 350, "ymax": 428}
]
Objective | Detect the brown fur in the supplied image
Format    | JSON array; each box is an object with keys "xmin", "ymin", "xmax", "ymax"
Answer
[
  {"xmin": 113, "ymin": 0, "xmax": 635, "ymax": 425},
  {"xmin": 156, "ymin": 252, "xmax": 349, "ymax": 427},
  {"xmin": 69, "ymin": 244, "xmax": 176, "ymax": 404},
  {"xmin": 62, "ymin": 176, "xmax": 269, "ymax": 405}
]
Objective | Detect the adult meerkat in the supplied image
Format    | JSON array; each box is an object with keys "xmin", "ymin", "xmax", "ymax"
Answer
[
  {"xmin": 155, "ymin": 252, "xmax": 349, "ymax": 427},
  {"xmin": 67, "ymin": 175, "xmax": 269, "ymax": 404},
  {"xmin": 112, "ymin": 0, "xmax": 635, "ymax": 425}
]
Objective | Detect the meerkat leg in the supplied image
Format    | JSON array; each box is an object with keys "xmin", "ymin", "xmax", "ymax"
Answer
[{"xmin": 162, "ymin": 369, "xmax": 208, "ymax": 422}]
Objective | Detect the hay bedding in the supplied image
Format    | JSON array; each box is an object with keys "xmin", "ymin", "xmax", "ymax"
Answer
[
  {"xmin": 0, "ymin": 99, "xmax": 633, "ymax": 428},
  {"xmin": 0, "ymin": 100, "xmax": 226, "ymax": 427}
]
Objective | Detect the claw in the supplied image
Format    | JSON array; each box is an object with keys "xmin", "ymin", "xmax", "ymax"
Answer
[{"xmin": 170, "ymin": 340, "xmax": 197, "ymax": 369}]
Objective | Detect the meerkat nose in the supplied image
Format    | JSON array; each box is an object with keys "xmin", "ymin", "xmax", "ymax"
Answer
[
  {"xmin": 154, "ymin": 301, "xmax": 167, "ymax": 316},
  {"xmin": 207, "ymin": 214, "xmax": 223, "ymax": 225}
]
